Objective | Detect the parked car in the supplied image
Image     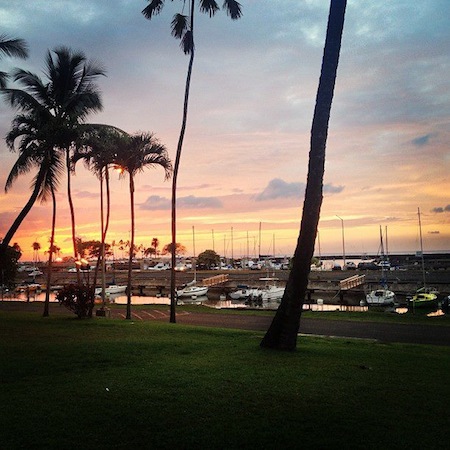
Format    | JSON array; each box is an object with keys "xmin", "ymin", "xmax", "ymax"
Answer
[
  {"xmin": 357, "ymin": 261, "xmax": 380, "ymax": 270},
  {"xmin": 344, "ymin": 262, "xmax": 356, "ymax": 270}
]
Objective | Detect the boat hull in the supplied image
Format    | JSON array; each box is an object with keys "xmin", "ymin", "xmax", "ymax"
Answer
[
  {"xmin": 177, "ymin": 286, "xmax": 209, "ymax": 298},
  {"xmin": 95, "ymin": 285, "xmax": 127, "ymax": 295},
  {"xmin": 260, "ymin": 286, "xmax": 285, "ymax": 301},
  {"xmin": 409, "ymin": 292, "xmax": 438, "ymax": 308},
  {"xmin": 229, "ymin": 286, "xmax": 259, "ymax": 300},
  {"xmin": 366, "ymin": 289, "xmax": 396, "ymax": 305}
]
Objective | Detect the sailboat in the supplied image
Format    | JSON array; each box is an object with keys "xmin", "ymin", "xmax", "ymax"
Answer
[
  {"xmin": 176, "ymin": 282, "xmax": 208, "ymax": 298},
  {"xmin": 409, "ymin": 208, "xmax": 438, "ymax": 308},
  {"xmin": 366, "ymin": 226, "xmax": 396, "ymax": 306},
  {"xmin": 176, "ymin": 227, "xmax": 209, "ymax": 299},
  {"xmin": 176, "ymin": 257, "xmax": 209, "ymax": 298}
]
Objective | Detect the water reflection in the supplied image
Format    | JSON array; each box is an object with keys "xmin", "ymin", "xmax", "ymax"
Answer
[{"xmin": 3, "ymin": 290, "xmax": 441, "ymax": 316}]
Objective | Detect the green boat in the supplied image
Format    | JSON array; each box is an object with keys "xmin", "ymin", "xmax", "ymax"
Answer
[{"xmin": 409, "ymin": 292, "xmax": 438, "ymax": 308}]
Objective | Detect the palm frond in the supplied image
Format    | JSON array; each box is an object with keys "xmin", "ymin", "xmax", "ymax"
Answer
[
  {"xmin": 0, "ymin": 71, "xmax": 8, "ymax": 89},
  {"xmin": 114, "ymin": 132, "xmax": 172, "ymax": 180},
  {"xmin": 199, "ymin": 0, "xmax": 219, "ymax": 17},
  {"xmin": 38, "ymin": 150, "xmax": 64, "ymax": 202},
  {"xmin": 222, "ymin": 0, "xmax": 242, "ymax": 20},
  {"xmin": 171, "ymin": 13, "xmax": 188, "ymax": 39},
  {"xmin": 142, "ymin": 0, "xmax": 165, "ymax": 19},
  {"xmin": 4, "ymin": 144, "xmax": 40, "ymax": 191},
  {"xmin": 0, "ymin": 35, "xmax": 28, "ymax": 59},
  {"xmin": 181, "ymin": 30, "xmax": 194, "ymax": 54},
  {"xmin": 8, "ymin": 69, "xmax": 49, "ymax": 108}
]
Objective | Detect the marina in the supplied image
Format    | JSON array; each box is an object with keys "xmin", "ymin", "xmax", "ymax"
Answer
[{"xmin": 4, "ymin": 252, "xmax": 450, "ymax": 315}]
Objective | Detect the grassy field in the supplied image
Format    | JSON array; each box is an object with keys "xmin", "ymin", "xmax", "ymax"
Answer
[{"xmin": 1, "ymin": 310, "xmax": 449, "ymax": 449}]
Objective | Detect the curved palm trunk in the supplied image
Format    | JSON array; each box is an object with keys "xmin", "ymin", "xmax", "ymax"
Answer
[
  {"xmin": 261, "ymin": 0, "xmax": 347, "ymax": 350},
  {"xmin": 126, "ymin": 174, "xmax": 135, "ymax": 320},
  {"xmin": 100, "ymin": 170, "xmax": 107, "ymax": 307},
  {"xmin": 0, "ymin": 166, "xmax": 46, "ymax": 251},
  {"xmin": 43, "ymin": 186, "xmax": 56, "ymax": 317},
  {"xmin": 103, "ymin": 169, "xmax": 112, "ymax": 299},
  {"xmin": 170, "ymin": 1, "xmax": 195, "ymax": 324},
  {"xmin": 66, "ymin": 148, "xmax": 80, "ymax": 285},
  {"xmin": 91, "ymin": 170, "xmax": 105, "ymax": 308}
]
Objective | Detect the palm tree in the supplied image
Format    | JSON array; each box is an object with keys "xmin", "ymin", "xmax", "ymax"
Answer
[
  {"xmin": 4, "ymin": 125, "xmax": 64, "ymax": 317},
  {"xmin": 114, "ymin": 132, "xmax": 172, "ymax": 320},
  {"xmin": 151, "ymin": 237, "xmax": 159, "ymax": 258},
  {"xmin": 142, "ymin": 0, "xmax": 243, "ymax": 323},
  {"xmin": 0, "ymin": 47, "xmax": 105, "ymax": 264},
  {"xmin": 0, "ymin": 34, "xmax": 28, "ymax": 88},
  {"xmin": 0, "ymin": 107, "xmax": 65, "ymax": 253},
  {"xmin": 74, "ymin": 125, "xmax": 128, "ymax": 307},
  {"xmin": 45, "ymin": 48, "xmax": 105, "ymax": 272},
  {"xmin": 32, "ymin": 241, "xmax": 41, "ymax": 263},
  {"xmin": 43, "ymin": 185, "xmax": 57, "ymax": 317},
  {"xmin": 261, "ymin": 0, "xmax": 347, "ymax": 350}
]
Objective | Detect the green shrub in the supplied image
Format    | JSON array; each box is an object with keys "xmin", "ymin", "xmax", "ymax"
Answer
[{"xmin": 56, "ymin": 284, "xmax": 95, "ymax": 318}]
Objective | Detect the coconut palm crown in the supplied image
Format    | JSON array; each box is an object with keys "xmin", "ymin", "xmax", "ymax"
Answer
[
  {"xmin": 142, "ymin": 0, "xmax": 242, "ymax": 54},
  {"xmin": 0, "ymin": 47, "xmax": 105, "ymax": 251}
]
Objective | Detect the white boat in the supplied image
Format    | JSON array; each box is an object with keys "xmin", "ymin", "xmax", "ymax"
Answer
[
  {"xmin": 260, "ymin": 284, "xmax": 285, "ymax": 301},
  {"xmin": 254, "ymin": 277, "xmax": 285, "ymax": 301},
  {"xmin": 366, "ymin": 288, "xmax": 396, "ymax": 305},
  {"xmin": 229, "ymin": 285, "xmax": 259, "ymax": 300},
  {"xmin": 177, "ymin": 284, "xmax": 208, "ymax": 298},
  {"xmin": 176, "ymin": 237, "xmax": 209, "ymax": 298},
  {"xmin": 95, "ymin": 285, "xmax": 127, "ymax": 295},
  {"xmin": 366, "ymin": 226, "xmax": 395, "ymax": 306}
]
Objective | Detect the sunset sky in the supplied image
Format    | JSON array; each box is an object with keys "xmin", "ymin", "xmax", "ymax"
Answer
[{"xmin": 1, "ymin": 0, "xmax": 449, "ymax": 262}]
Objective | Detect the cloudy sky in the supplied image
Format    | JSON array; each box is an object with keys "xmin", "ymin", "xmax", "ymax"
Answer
[{"xmin": 0, "ymin": 0, "xmax": 449, "ymax": 261}]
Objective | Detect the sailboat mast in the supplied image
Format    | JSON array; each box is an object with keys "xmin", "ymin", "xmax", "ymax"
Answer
[
  {"xmin": 385, "ymin": 225, "xmax": 389, "ymax": 260},
  {"xmin": 258, "ymin": 222, "xmax": 262, "ymax": 259},
  {"xmin": 379, "ymin": 225, "xmax": 384, "ymax": 258},
  {"xmin": 192, "ymin": 225, "xmax": 196, "ymax": 282},
  {"xmin": 418, "ymin": 207, "xmax": 426, "ymax": 288}
]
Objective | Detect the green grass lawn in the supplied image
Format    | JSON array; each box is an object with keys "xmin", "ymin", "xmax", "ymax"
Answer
[{"xmin": 1, "ymin": 311, "xmax": 449, "ymax": 449}]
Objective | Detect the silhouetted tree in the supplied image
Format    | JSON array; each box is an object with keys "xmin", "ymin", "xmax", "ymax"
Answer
[
  {"xmin": 142, "ymin": 0, "xmax": 243, "ymax": 323},
  {"xmin": 261, "ymin": 0, "xmax": 347, "ymax": 350},
  {"xmin": 114, "ymin": 132, "xmax": 172, "ymax": 319}
]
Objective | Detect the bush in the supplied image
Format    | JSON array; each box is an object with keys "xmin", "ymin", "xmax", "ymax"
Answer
[
  {"xmin": 0, "ymin": 244, "xmax": 21, "ymax": 288},
  {"xmin": 56, "ymin": 284, "xmax": 95, "ymax": 319}
]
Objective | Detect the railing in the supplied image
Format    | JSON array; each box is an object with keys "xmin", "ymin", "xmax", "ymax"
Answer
[
  {"xmin": 202, "ymin": 274, "xmax": 229, "ymax": 286},
  {"xmin": 339, "ymin": 274, "xmax": 365, "ymax": 290}
]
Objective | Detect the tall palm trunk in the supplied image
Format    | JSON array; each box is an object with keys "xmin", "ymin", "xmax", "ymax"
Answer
[
  {"xmin": 100, "ymin": 169, "xmax": 107, "ymax": 307},
  {"xmin": 170, "ymin": 0, "xmax": 195, "ymax": 324},
  {"xmin": 91, "ymin": 169, "xmax": 105, "ymax": 306},
  {"xmin": 66, "ymin": 148, "xmax": 80, "ymax": 285},
  {"xmin": 43, "ymin": 186, "xmax": 56, "ymax": 317},
  {"xmin": 126, "ymin": 174, "xmax": 135, "ymax": 320},
  {"xmin": 103, "ymin": 168, "xmax": 112, "ymax": 284},
  {"xmin": 261, "ymin": 0, "xmax": 347, "ymax": 350},
  {"xmin": 0, "ymin": 166, "xmax": 46, "ymax": 251},
  {"xmin": 93, "ymin": 166, "xmax": 112, "ymax": 310}
]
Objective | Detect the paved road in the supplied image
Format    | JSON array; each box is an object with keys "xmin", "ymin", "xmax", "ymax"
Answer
[
  {"xmin": 108, "ymin": 308, "xmax": 450, "ymax": 347},
  {"xmin": 175, "ymin": 312, "xmax": 450, "ymax": 347}
]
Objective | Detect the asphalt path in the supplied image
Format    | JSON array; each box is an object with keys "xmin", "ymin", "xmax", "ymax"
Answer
[
  {"xmin": 175, "ymin": 312, "xmax": 450, "ymax": 347},
  {"xmin": 2, "ymin": 301, "xmax": 450, "ymax": 346}
]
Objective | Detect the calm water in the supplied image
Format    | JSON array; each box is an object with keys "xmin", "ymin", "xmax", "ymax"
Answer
[{"xmin": 3, "ymin": 288, "xmax": 425, "ymax": 314}]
